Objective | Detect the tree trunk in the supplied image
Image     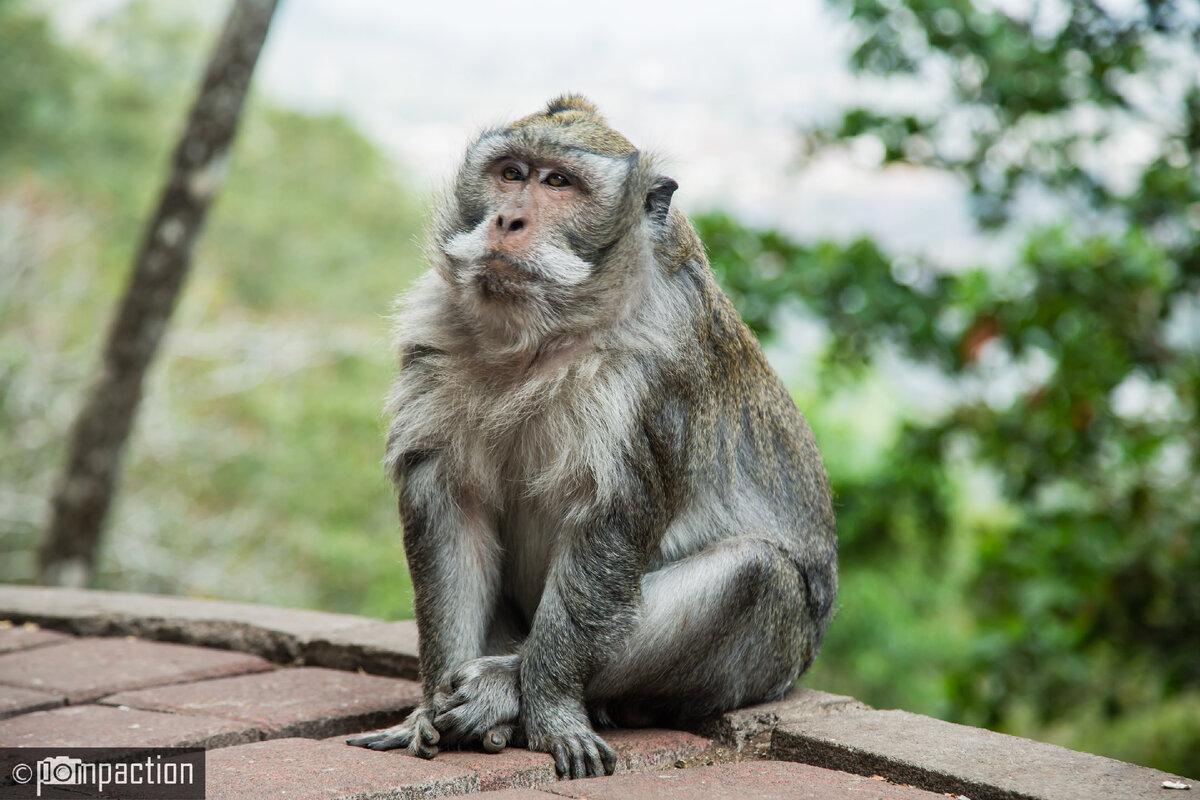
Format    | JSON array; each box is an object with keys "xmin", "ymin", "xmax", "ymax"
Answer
[{"xmin": 38, "ymin": 0, "xmax": 280, "ymax": 587}]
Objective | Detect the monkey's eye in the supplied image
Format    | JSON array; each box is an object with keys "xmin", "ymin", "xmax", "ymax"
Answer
[
  {"xmin": 544, "ymin": 173, "xmax": 571, "ymax": 188},
  {"xmin": 501, "ymin": 165, "xmax": 523, "ymax": 182}
]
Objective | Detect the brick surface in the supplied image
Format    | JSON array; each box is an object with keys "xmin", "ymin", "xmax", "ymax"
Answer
[
  {"xmin": 603, "ymin": 728, "xmax": 718, "ymax": 773},
  {"xmin": 0, "ymin": 621, "xmax": 73, "ymax": 654},
  {"xmin": 0, "ymin": 636, "xmax": 273, "ymax": 703},
  {"xmin": 442, "ymin": 792, "xmax": 557, "ymax": 800},
  {"xmin": 0, "ymin": 684, "xmax": 63, "ymax": 719},
  {"xmin": 437, "ymin": 747, "xmax": 557, "ymax": 791},
  {"xmin": 774, "ymin": 708, "xmax": 1198, "ymax": 800},
  {"xmin": 205, "ymin": 737, "xmax": 478, "ymax": 800},
  {"xmin": 547, "ymin": 760, "xmax": 949, "ymax": 800},
  {"xmin": 104, "ymin": 666, "xmax": 421, "ymax": 739},
  {"xmin": 0, "ymin": 703, "xmax": 257, "ymax": 748},
  {"xmin": 331, "ymin": 727, "xmax": 717, "ymax": 789}
]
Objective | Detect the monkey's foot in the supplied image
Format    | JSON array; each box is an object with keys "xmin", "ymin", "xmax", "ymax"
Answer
[
  {"xmin": 347, "ymin": 705, "xmax": 439, "ymax": 758},
  {"xmin": 433, "ymin": 655, "xmax": 522, "ymax": 751},
  {"xmin": 525, "ymin": 707, "xmax": 617, "ymax": 779}
]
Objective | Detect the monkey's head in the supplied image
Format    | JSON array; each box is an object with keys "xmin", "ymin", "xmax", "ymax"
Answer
[{"xmin": 431, "ymin": 95, "xmax": 697, "ymax": 348}]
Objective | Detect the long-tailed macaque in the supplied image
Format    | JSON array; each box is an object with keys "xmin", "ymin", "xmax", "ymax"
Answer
[{"xmin": 348, "ymin": 96, "xmax": 837, "ymax": 780}]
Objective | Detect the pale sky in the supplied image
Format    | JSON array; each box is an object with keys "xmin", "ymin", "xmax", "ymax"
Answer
[
  {"xmin": 250, "ymin": 0, "xmax": 978, "ymax": 260},
  {"xmin": 50, "ymin": 0, "xmax": 980, "ymax": 261}
]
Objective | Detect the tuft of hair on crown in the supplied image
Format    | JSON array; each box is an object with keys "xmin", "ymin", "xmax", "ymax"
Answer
[{"xmin": 544, "ymin": 95, "xmax": 601, "ymax": 117}]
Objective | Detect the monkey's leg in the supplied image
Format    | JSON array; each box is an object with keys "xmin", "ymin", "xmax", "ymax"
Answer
[
  {"xmin": 586, "ymin": 535, "xmax": 825, "ymax": 724},
  {"xmin": 518, "ymin": 508, "xmax": 656, "ymax": 779},
  {"xmin": 430, "ymin": 537, "xmax": 826, "ymax": 757},
  {"xmin": 347, "ymin": 457, "xmax": 500, "ymax": 756}
]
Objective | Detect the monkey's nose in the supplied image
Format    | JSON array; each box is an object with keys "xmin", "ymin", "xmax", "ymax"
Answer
[{"xmin": 496, "ymin": 215, "xmax": 525, "ymax": 233}]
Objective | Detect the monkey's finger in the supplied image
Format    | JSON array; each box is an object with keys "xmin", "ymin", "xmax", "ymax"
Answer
[
  {"xmin": 583, "ymin": 738, "xmax": 605, "ymax": 778},
  {"xmin": 598, "ymin": 738, "xmax": 618, "ymax": 775},
  {"xmin": 551, "ymin": 742, "xmax": 570, "ymax": 777},
  {"xmin": 346, "ymin": 732, "xmax": 384, "ymax": 748},
  {"xmin": 419, "ymin": 723, "xmax": 441, "ymax": 747},
  {"xmin": 482, "ymin": 727, "xmax": 508, "ymax": 753},
  {"xmin": 432, "ymin": 708, "xmax": 466, "ymax": 741},
  {"xmin": 571, "ymin": 739, "xmax": 587, "ymax": 780},
  {"xmin": 412, "ymin": 741, "xmax": 439, "ymax": 759}
]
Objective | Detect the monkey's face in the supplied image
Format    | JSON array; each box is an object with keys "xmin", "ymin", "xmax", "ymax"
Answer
[
  {"xmin": 439, "ymin": 141, "xmax": 640, "ymax": 339},
  {"xmin": 432, "ymin": 101, "xmax": 677, "ymax": 348},
  {"xmin": 445, "ymin": 152, "xmax": 598, "ymax": 299}
]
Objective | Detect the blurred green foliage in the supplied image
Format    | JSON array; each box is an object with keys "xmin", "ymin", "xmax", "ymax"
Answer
[
  {"xmin": 696, "ymin": 0, "xmax": 1200, "ymax": 774},
  {"xmin": 1, "ymin": 0, "xmax": 1197, "ymax": 778},
  {"xmin": 0, "ymin": 0, "xmax": 421, "ymax": 618}
]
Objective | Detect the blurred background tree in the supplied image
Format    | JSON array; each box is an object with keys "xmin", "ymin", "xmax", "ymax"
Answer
[
  {"xmin": 0, "ymin": 0, "xmax": 422, "ymax": 616},
  {"xmin": 1, "ymin": 0, "xmax": 1196, "ymax": 777}
]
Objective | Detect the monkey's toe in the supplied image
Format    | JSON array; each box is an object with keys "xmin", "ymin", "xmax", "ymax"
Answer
[
  {"xmin": 346, "ymin": 732, "xmax": 390, "ymax": 748},
  {"xmin": 546, "ymin": 732, "xmax": 616, "ymax": 779},
  {"xmin": 482, "ymin": 727, "xmax": 509, "ymax": 753}
]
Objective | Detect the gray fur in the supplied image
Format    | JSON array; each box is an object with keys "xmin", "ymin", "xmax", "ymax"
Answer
[{"xmin": 347, "ymin": 95, "xmax": 837, "ymax": 780}]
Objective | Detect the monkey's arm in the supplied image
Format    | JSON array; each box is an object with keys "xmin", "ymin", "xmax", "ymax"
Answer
[
  {"xmin": 348, "ymin": 455, "xmax": 501, "ymax": 756},
  {"xmin": 519, "ymin": 471, "xmax": 663, "ymax": 779}
]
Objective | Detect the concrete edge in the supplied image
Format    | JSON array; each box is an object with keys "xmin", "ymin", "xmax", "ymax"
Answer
[
  {"xmin": 771, "ymin": 708, "xmax": 1197, "ymax": 800},
  {"xmin": 687, "ymin": 687, "xmax": 872, "ymax": 758},
  {"xmin": 0, "ymin": 584, "xmax": 418, "ymax": 676}
]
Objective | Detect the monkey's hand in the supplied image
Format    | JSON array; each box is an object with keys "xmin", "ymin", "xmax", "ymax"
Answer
[
  {"xmin": 346, "ymin": 703, "xmax": 440, "ymax": 758},
  {"xmin": 523, "ymin": 699, "xmax": 618, "ymax": 779},
  {"xmin": 432, "ymin": 655, "xmax": 522, "ymax": 753}
]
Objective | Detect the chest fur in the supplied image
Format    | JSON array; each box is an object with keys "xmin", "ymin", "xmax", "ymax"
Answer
[{"xmin": 389, "ymin": 347, "xmax": 644, "ymax": 524}]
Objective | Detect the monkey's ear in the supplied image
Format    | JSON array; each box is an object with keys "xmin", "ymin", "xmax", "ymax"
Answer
[{"xmin": 645, "ymin": 176, "xmax": 679, "ymax": 225}]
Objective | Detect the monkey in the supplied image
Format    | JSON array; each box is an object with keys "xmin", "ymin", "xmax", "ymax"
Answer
[{"xmin": 347, "ymin": 96, "xmax": 837, "ymax": 780}]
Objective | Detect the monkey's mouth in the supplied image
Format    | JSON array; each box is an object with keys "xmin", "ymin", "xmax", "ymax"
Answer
[
  {"xmin": 474, "ymin": 253, "xmax": 537, "ymax": 302},
  {"xmin": 480, "ymin": 252, "xmax": 534, "ymax": 282}
]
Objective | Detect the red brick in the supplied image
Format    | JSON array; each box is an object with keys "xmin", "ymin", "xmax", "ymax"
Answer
[
  {"xmin": 443, "ymin": 792, "xmax": 557, "ymax": 800},
  {"xmin": 547, "ymin": 761, "xmax": 951, "ymax": 799},
  {"xmin": 205, "ymin": 737, "xmax": 478, "ymax": 800},
  {"xmin": 103, "ymin": 666, "xmax": 421, "ymax": 739},
  {"xmin": 0, "ymin": 684, "xmax": 63, "ymax": 719},
  {"xmin": 0, "ymin": 621, "xmax": 73, "ymax": 654},
  {"xmin": 603, "ymin": 728, "xmax": 716, "ymax": 773},
  {"xmin": 0, "ymin": 704, "xmax": 258, "ymax": 748},
  {"xmin": 333, "ymin": 728, "xmax": 715, "ymax": 789},
  {"xmin": 437, "ymin": 747, "xmax": 557, "ymax": 791},
  {"xmin": 0, "ymin": 637, "xmax": 273, "ymax": 703}
]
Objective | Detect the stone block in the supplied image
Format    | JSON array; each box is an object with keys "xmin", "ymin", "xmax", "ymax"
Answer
[
  {"xmin": 546, "ymin": 760, "xmax": 948, "ymax": 799},
  {"xmin": 774, "ymin": 708, "xmax": 1197, "ymax": 800},
  {"xmin": 436, "ymin": 747, "xmax": 557, "ymax": 791},
  {"xmin": 103, "ymin": 666, "xmax": 421, "ymax": 739},
  {"xmin": 0, "ymin": 621, "xmax": 73, "ymax": 654},
  {"xmin": 204, "ymin": 737, "xmax": 478, "ymax": 800},
  {"xmin": 0, "ymin": 704, "xmax": 257, "ymax": 748},
  {"xmin": 442, "ymin": 792, "xmax": 558, "ymax": 800},
  {"xmin": 689, "ymin": 686, "xmax": 870, "ymax": 755},
  {"xmin": 604, "ymin": 728, "xmax": 722, "ymax": 773},
  {"xmin": 303, "ymin": 619, "xmax": 420, "ymax": 679},
  {"xmin": 0, "ymin": 636, "xmax": 273, "ymax": 703},
  {"xmin": 0, "ymin": 584, "xmax": 378, "ymax": 663},
  {"xmin": 0, "ymin": 685, "xmax": 63, "ymax": 719}
]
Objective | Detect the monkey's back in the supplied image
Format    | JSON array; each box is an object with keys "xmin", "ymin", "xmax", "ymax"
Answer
[{"xmin": 641, "ymin": 254, "xmax": 837, "ymax": 626}]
